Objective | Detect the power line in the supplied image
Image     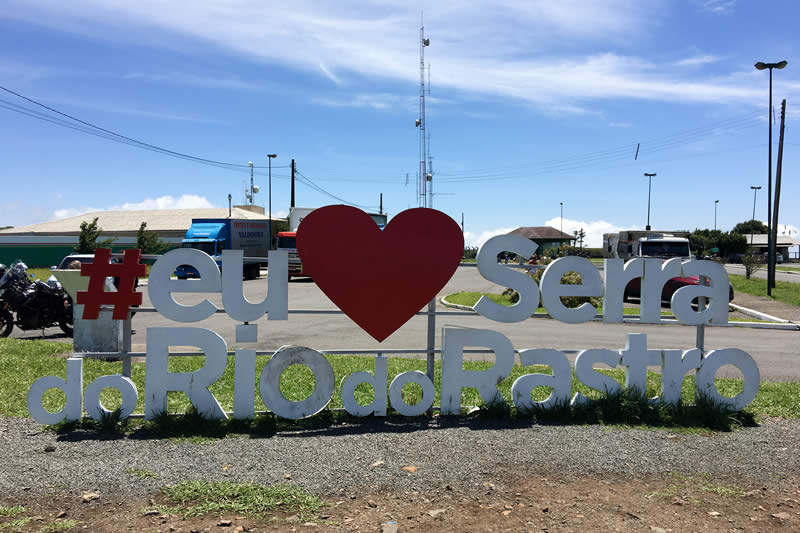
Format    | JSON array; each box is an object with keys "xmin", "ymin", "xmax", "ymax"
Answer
[
  {"xmin": 294, "ymin": 170, "xmax": 377, "ymax": 209},
  {"xmin": 0, "ymin": 85, "xmax": 289, "ymax": 171}
]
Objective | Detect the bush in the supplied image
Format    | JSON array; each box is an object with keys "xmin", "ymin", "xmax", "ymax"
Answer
[{"xmin": 504, "ymin": 257, "xmax": 602, "ymax": 310}]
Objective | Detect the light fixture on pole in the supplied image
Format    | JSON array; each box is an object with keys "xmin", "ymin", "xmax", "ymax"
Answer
[
  {"xmin": 754, "ymin": 59, "xmax": 787, "ymax": 295},
  {"xmin": 267, "ymin": 154, "xmax": 277, "ymax": 250},
  {"xmin": 248, "ymin": 161, "xmax": 254, "ymax": 205},
  {"xmin": 644, "ymin": 173, "xmax": 656, "ymax": 231},
  {"xmin": 750, "ymin": 185, "xmax": 761, "ymax": 248},
  {"xmin": 714, "ymin": 199, "xmax": 719, "ymax": 231}
]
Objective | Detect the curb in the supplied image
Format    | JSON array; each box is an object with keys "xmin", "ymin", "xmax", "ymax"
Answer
[
  {"xmin": 439, "ymin": 295, "xmax": 475, "ymax": 312},
  {"xmin": 729, "ymin": 303, "xmax": 792, "ymax": 324}
]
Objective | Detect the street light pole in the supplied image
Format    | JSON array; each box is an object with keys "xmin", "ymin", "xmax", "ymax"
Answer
[
  {"xmin": 560, "ymin": 202, "xmax": 563, "ymax": 249},
  {"xmin": 644, "ymin": 173, "xmax": 656, "ymax": 231},
  {"xmin": 714, "ymin": 199, "xmax": 719, "ymax": 231},
  {"xmin": 755, "ymin": 60, "xmax": 787, "ymax": 295},
  {"xmin": 248, "ymin": 161, "xmax": 254, "ymax": 205},
  {"xmin": 267, "ymin": 154, "xmax": 277, "ymax": 250},
  {"xmin": 750, "ymin": 186, "xmax": 761, "ymax": 248}
]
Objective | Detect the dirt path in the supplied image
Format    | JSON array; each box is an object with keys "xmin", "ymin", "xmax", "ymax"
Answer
[{"xmin": 2, "ymin": 474, "xmax": 798, "ymax": 532}]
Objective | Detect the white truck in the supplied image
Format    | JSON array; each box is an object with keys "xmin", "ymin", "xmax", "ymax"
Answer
[{"xmin": 603, "ymin": 230, "xmax": 692, "ymax": 261}]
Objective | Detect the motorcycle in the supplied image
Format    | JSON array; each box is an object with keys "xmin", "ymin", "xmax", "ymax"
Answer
[{"xmin": 0, "ymin": 261, "xmax": 74, "ymax": 337}]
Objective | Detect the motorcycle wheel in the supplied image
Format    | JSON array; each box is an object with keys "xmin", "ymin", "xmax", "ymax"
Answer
[
  {"xmin": 60, "ymin": 296, "xmax": 74, "ymax": 337},
  {"xmin": 59, "ymin": 319, "xmax": 73, "ymax": 337},
  {"xmin": 0, "ymin": 309, "xmax": 13, "ymax": 337}
]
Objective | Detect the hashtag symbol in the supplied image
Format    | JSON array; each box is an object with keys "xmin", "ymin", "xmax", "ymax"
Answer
[{"xmin": 76, "ymin": 248, "xmax": 145, "ymax": 320}]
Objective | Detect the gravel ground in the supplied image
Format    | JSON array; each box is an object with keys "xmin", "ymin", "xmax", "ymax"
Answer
[{"xmin": 1, "ymin": 415, "xmax": 798, "ymax": 499}]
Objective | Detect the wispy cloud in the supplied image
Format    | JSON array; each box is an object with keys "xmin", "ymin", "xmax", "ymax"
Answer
[
  {"xmin": 318, "ymin": 63, "xmax": 343, "ymax": 85},
  {"xmin": 311, "ymin": 92, "xmax": 414, "ymax": 111},
  {"xmin": 122, "ymin": 71, "xmax": 260, "ymax": 90},
  {"xmin": 5, "ymin": 0, "xmax": 793, "ymax": 113},
  {"xmin": 701, "ymin": 0, "xmax": 736, "ymax": 14},
  {"xmin": 675, "ymin": 54, "xmax": 723, "ymax": 67}
]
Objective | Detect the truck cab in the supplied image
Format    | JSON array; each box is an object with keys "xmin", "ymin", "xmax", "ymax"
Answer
[
  {"xmin": 176, "ymin": 222, "xmax": 227, "ymax": 279},
  {"xmin": 276, "ymin": 231, "xmax": 304, "ymax": 277}
]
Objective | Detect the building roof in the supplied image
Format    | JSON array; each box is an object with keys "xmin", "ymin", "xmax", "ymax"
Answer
[
  {"xmin": 0, "ymin": 207, "xmax": 282, "ymax": 238},
  {"xmin": 508, "ymin": 226, "xmax": 574, "ymax": 241},
  {"xmin": 743, "ymin": 234, "xmax": 800, "ymax": 247}
]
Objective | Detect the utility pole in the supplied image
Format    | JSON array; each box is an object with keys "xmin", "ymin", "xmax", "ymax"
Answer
[
  {"xmin": 290, "ymin": 159, "xmax": 296, "ymax": 209},
  {"xmin": 461, "ymin": 212, "xmax": 464, "ymax": 234},
  {"xmin": 379, "ymin": 193, "xmax": 383, "ymax": 215},
  {"xmin": 750, "ymin": 186, "xmax": 761, "ymax": 248},
  {"xmin": 644, "ymin": 173, "xmax": 656, "ymax": 231},
  {"xmin": 772, "ymin": 99, "xmax": 787, "ymax": 283},
  {"xmin": 714, "ymin": 200, "xmax": 719, "ymax": 232}
]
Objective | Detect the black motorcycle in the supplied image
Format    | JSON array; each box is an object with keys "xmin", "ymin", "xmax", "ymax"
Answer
[{"xmin": 0, "ymin": 261, "xmax": 73, "ymax": 337}]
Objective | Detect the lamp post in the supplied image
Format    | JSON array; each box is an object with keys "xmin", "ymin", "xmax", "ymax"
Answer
[
  {"xmin": 267, "ymin": 154, "xmax": 277, "ymax": 250},
  {"xmin": 714, "ymin": 199, "xmax": 719, "ymax": 231},
  {"xmin": 750, "ymin": 186, "xmax": 761, "ymax": 248},
  {"xmin": 754, "ymin": 59, "xmax": 787, "ymax": 295},
  {"xmin": 560, "ymin": 202, "xmax": 563, "ymax": 250},
  {"xmin": 248, "ymin": 161, "xmax": 254, "ymax": 205},
  {"xmin": 644, "ymin": 172, "xmax": 656, "ymax": 231}
]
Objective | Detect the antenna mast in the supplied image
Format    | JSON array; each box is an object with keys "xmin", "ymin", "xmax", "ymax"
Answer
[{"xmin": 417, "ymin": 18, "xmax": 430, "ymax": 208}]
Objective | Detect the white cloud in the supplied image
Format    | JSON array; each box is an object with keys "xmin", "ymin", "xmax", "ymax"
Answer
[
  {"xmin": 6, "ymin": 1, "xmax": 794, "ymax": 113},
  {"xmin": 543, "ymin": 217, "xmax": 641, "ymax": 249},
  {"xmin": 463, "ymin": 227, "xmax": 516, "ymax": 248},
  {"xmin": 114, "ymin": 194, "xmax": 214, "ymax": 211},
  {"xmin": 52, "ymin": 207, "xmax": 101, "ymax": 220},
  {"xmin": 51, "ymin": 195, "xmax": 215, "ymax": 220}
]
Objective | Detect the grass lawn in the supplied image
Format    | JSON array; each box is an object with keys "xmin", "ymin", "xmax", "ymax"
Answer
[
  {"xmin": 776, "ymin": 266, "xmax": 800, "ymax": 272},
  {"xmin": 729, "ymin": 274, "xmax": 800, "ymax": 307},
  {"xmin": 1, "ymin": 338, "xmax": 798, "ymax": 423}
]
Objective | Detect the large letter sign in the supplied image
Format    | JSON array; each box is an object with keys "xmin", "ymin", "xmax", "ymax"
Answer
[{"xmin": 27, "ymin": 208, "xmax": 761, "ymax": 424}]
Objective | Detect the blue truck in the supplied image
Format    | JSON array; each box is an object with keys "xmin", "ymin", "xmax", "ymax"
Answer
[{"xmin": 176, "ymin": 218, "xmax": 269, "ymax": 280}]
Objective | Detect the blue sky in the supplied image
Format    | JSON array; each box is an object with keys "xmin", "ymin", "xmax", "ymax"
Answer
[{"xmin": 1, "ymin": 0, "xmax": 799, "ymax": 249}]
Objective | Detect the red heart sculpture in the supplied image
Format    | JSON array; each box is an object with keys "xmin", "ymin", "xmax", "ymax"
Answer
[{"xmin": 297, "ymin": 206, "xmax": 464, "ymax": 342}]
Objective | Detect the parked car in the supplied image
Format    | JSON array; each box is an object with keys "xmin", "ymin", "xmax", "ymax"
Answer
[{"xmin": 53, "ymin": 253, "xmax": 140, "ymax": 315}]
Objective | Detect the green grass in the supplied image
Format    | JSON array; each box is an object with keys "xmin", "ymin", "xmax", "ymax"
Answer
[
  {"xmin": 2, "ymin": 338, "xmax": 799, "ymax": 428},
  {"xmin": 776, "ymin": 265, "xmax": 800, "ymax": 272},
  {"xmin": 730, "ymin": 274, "xmax": 800, "ymax": 306},
  {"xmin": 1, "ymin": 517, "xmax": 31, "ymax": 531},
  {"xmin": 157, "ymin": 481, "xmax": 322, "ymax": 520},
  {"xmin": 36, "ymin": 520, "xmax": 77, "ymax": 533},
  {"xmin": 0, "ymin": 507, "xmax": 24, "ymax": 518}
]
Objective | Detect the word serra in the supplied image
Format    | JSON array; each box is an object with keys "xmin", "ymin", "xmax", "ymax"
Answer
[{"xmin": 27, "ymin": 215, "xmax": 760, "ymax": 424}]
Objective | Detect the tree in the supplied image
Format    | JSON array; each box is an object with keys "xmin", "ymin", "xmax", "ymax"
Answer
[
  {"xmin": 136, "ymin": 222, "xmax": 169, "ymax": 254},
  {"xmin": 689, "ymin": 229, "xmax": 747, "ymax": 258},
  {"xmin": 741, "ymin": 253, "xmax": 764, "ymax": 279},
  {"xmin": 573, "ymin": 228, "xmax": 586, "ymax": 249},
  {"xmin": 74, "ymin": 217, "xmax": 114, "ymax": 253},
  {"xmin": 732, "ymin": 219, "xmax": 768, "ymax": 235}
]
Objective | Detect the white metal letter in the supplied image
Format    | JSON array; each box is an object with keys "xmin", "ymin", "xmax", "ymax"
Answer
[
  {"xmin": 222, "ymin": 250, "xmax": 288, "ymax": 322},
  {"xmin": 144, "ymin": 327, "xmax": 228, "ymax": 420},
  {"xmin": 259, "ymin": 346, "xmax": 334, "ymax": 419},
  {"xmin": 440, "ymin": 328, "xmax": 515, "ymax": 415},
  {"xmin": 571, "ymin": 349, "xmax": 621, "ymax": 406},
  {"xmin": 511, "ymin": 349, "xmax": 572, "ymax": 411},
  {"xmin": 540, "ymin": 257, "xmax": 602, "ymax": 323},
  {"xmin": 27, "ymin": 357, "xmax": 83, "ymax": 424},
  {"xmin": 342, "ymin": 356, "xmax": 388, "ymax": 417},
  {"xmin": 475, "ymin": 235, "xmax": 539, "ymax": 322},
  {"xmin": 695, "ymin": 349, "xmax": 760, "ymax": 411},
  {"xmin": 148, "ymin": 248, "xmax": 220, "ymax": 322}
]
